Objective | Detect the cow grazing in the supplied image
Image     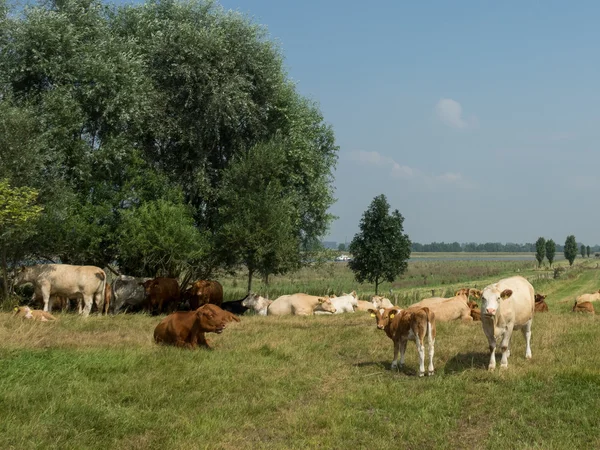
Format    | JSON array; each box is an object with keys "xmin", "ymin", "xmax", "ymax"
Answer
[
  {"xmin": 241, "ymin": 293, "xmax": 272, "ymax": 316},
  {"xmin": 480, "ymin": 276, "xmax": 535, "ymax": 370},
  {"xmin": 220, "ymin": 298, "xmax": 249, "ymax": 316},
  {"xmin": 111, "ymin": 275, "xmax": 151, "ymax": 313},
  {"xmin": 534, "ymin": 294, "xmax": 549, "ymax": 313},
  {"xmin": 573, "ymin": 300, "xmax": 595, "ymax": 314},
  {"xmin": 369, "ymin": 307, "xmax": 436, "ymax": 377},
  {"xmin": 154, "ymin": 304, "xmax": 240, "ymax": 349},
  {"xmin": 186, "ymin": 280, "xmax": 223, "ymax": 310},
  {"xmin": 267, "ymin": 294, "xmax": 336, "ymax": 316},
  {"xmin": 14, "ymin": 264, "xmax": 106, "ymax": 317},
  {"xmin": 141, "ymin": 277, "xmax": 180, "ymax": 314},
  {"xmin": 371, "ymin": 295, "xmax": 394, "ymax": 310},
  {"xmin": 13, "ymin": 306, "xmax": 57, "ymax": 322}
]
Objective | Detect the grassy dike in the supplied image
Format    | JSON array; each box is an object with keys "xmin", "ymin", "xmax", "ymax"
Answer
[{"xmin": 1, "ymin": 258, "xmax": 599, "ymax": 449}]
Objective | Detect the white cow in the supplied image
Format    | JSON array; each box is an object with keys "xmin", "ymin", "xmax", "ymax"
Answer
[
  {"xmin": 480, "ymin": 276, "xmax": 535, "ymax": 370},
  {"xmin": 14, "ymin": 264, "xmax": 106, "ymax": 317},
  {"xmin": 267, "ymin": 294, "xmax": 336, "ymax": 316},
  {"xmin": 314, "ymin": 292, "xmax": 358, "ymax": 314},
  {"xmin": 371, "ymin": 295, "xmax": 394, "ymax": 310},
  {"xmin": 241, "ymin": 293, "xmax": 272, "ymax": 316}
]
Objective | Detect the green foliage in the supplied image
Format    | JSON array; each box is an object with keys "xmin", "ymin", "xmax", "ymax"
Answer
[
  {"xmin": 535, "ymin": 237, "xmax": 546, "ymax": 268},
  {"xmin": 581, "ymin": 245, "xmax": 586, "ymax": 258},
  {"xmin": 1, "ymin": 0, "xmax": 337, "ymax": 276},
  {"xmin": 337, "ymin": 243, "xmax": 346, "ymax": 252},
  {"xmin": 217, "ymin": 140, "xmax": 300, "ymax": 291},
  {"xmin": 564, "ymin": 235, "xmax": 578, "ymax": 266},
  {"xmin": 546, "ymin": 239, "xmax": 556, "ymax": 267},
  {"xmin": 117, "ymin": 199, "xmax": 209, "ymax": 278},
  {"xmin": 586, "ymin": 245, "xmax": 591, "ymax": 258},
  {"xmin": 348, "ymin": 194, "xmax": 411, "ymax": 294}
]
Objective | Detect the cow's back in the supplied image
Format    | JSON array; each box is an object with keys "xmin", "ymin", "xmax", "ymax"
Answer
[
  {"xmin": 411, "ymin": 297, "xmax": 447, "ymax": 308},
  {"xmin": 290, "ymin": 294, "xmax": 322, "ymax": 315},
  {"xmin": 494, "ymin": 276, "xmax": 535, "ymax": 325},
  {"xmin": 267, "ymin": 295, "xmax": 293, "ymax": 315},
  {"xmin": 30, "ymin": 264, "xmax": 105, "ymax": 296}
]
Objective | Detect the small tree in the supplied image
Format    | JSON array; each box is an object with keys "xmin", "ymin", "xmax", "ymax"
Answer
[
  {"xmin": 348, "ymin": 194, "xmax": 411, "ymax": 294},
  {"xmin": 0, "ymin": 180, "xmax": 43, "ymax": 300},
  {"xmin": 338, "ymin": 243, "xmax": 346, "ymax": 252},
  {"xmin": 564, "ymin": 235, "xmax": 578, "ymax": 266},
  {"xmin": 587, "ymin": 246, "xmax": 591, "ymax": 258},
  {"xmin": 535, "ymin": 237, "xmax": 546, "ymax": 268},
  {"xmin": 545, "ymin": 239, "xmax": 556, "ymax": 267},
  {"xmin": 581, "ymin": 245, "xmax": 586, "ymax": 258}
]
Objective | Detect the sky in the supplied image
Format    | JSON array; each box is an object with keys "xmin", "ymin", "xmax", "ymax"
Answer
[{"xmin": 127, "ymin": 0, "xmax": 600, "ymax": 245}]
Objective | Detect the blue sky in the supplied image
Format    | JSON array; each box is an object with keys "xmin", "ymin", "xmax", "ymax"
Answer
[{"xmin": 133, "ymin": 1, "xmax": 600, "ymax": 244}]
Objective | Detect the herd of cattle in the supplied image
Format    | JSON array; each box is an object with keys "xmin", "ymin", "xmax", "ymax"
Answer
[{"xmin": 8, "ymin": 264, "xmax": 600, "ymax": 376}]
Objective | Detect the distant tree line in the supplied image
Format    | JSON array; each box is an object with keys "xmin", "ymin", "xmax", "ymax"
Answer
[{"xmin": 411, "ymin": 241, "xmax": 600, "ymax": 254}]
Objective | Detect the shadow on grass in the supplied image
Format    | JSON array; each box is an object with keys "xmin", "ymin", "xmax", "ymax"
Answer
[
  {"xmin": 444, "ymin": 352, "xmax": 489, "ymax": 374},
  {"xmin": 353, "ymin": 360, "xmax": 421, "ymax": 377}
]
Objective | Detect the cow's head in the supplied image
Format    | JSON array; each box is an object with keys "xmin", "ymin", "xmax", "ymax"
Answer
[
  {"xmin": 455, "ymin": 288, "xmax": 470, "ymax": 297},
  {"xmin": 480, "ymin": 288, "xmax": 512, "ymax": 317},
  {"xmin": 242, "ymin": 293, "xmax": 269, "ymax": 310},
  {"xmin": 371, "ymin": 295, "xmax": 390, "ymax": 309},
  {"xmin": 13, "ymin": 306, "xmax": 33, "ymax": 319},
  {"xmin": 316, "ymin": 297, "xmax": 336, "ymax": 314},
  {"xmin": 368, "ymin": 307, "xmax": 401, "ymax": 330},
  {"xmin": 467, "ymin": 301, "xmax": 479, "ymax": 310},
  {"xmin": 534, "ymin": 294, "xmax": 546, "ymax": 303},
  {"xmin": 13, "ymin": 266, "xmax": 32, "ymax": 287},
  {"xmin": 196, "ymin": 304, "xmax": 240, "ymax": 333},
  {"xmin": 469, "ymin": 289, "xmax": 483, "ymax": 300}
]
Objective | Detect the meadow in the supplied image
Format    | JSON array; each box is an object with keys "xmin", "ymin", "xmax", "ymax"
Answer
[{"xmin": 1, "ymin": 256, "xmax": 600, "ymax": 449}]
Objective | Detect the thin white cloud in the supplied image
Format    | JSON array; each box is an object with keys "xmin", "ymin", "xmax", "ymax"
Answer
[
  {"xmin": 435, "ymin": 98, "xmax": 475, "ymax": 129},
  {"xmin": 350, "ymin": 151, "xmax": 473, "ymax": 189}
]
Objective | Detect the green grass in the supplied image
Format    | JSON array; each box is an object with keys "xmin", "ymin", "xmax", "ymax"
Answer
[{"xmin": 2, "ymin": 259, "xmax": 600, "ymax": 449}]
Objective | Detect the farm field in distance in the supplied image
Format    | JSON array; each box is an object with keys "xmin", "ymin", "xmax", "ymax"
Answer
[{"xmin": 2, "ymin": 257, "xmax": 600, "ymax": 449}]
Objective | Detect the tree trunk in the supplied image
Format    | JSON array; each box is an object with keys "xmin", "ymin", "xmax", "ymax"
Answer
[
  {"xmin": 1, "ymin": 243, "xmax": 8, "ymax": 302},
  {"xmin": 247, "ymin": 267, "xmax": 254, "ymax": 294}
]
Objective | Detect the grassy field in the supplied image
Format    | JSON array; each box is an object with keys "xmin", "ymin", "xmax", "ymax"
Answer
[{"xmin": 2, "ymin": 258, "xmax": 600, "ymax": 449}]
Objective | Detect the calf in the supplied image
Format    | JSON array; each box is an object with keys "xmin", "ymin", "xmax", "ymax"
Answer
[
  {"xmin": 467, "ymin": 301, "xmax": 481, "ymax": 321},
  {"xmin": 154, "ymin": 304, "xmax": 240, "ymax": 349},
  {"xmin": 369, "ymin": 307, "xmax": 436, "ymax": 377},
  {"xmin": 573, "ymin": 300, "xmax": 595, "ymax": 314},
  {"xmin": 534, "ymin": 294, "xmax": 549, "ymax": 313},
  {"xmin": 13, "ymin": 306, "xmax": 57, "ymax": 322}
]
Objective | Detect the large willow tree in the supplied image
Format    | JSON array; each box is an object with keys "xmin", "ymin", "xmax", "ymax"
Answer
[{"xmin": 0, "ymin": 0, "xmax": 337, "ymax": 279}]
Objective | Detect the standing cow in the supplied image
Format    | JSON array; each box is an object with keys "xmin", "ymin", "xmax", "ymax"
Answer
[
  {"xmin": 141, "ymin": 277, "xmax": 180, "ymax": 315},
  {"xmin": 14, "ymin": 264, "xmax": 106, "ymax": 318},
  {"xmin": 480, "ymin": 276, "xmax": 535, "ymax": 370},
  {"xmin": 110, "ymin": 275, "xmax": 151, "ymax": 314}
]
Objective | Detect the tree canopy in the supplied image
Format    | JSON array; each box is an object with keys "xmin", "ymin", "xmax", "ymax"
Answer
[
  {"xmin": 535, "ymin": 237, "xmax": 546, "ymax": 268},
  {"xmin": 545, "ymin": 239, "xmax": 556, "ymax": 267},
  {"xmin": 564, "ymin": 235, "xmax": 578, "ymax": 266},
  {"xmin": 348, "ymin": 194, "xmax": 411, "ymax": 294},
  {"xmin": 0, "ymin": 0, "xmax": 338, "ymax": 280}
]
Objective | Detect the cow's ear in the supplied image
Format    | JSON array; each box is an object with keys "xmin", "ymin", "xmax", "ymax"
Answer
[
  {"xmin": 317, "ymin": 298, "xmax": 325, "ymax": 304},
  {"xmin": 500, "ymin": 289, "xmax": 513, "ymax": 299},
  {"xmin": 368, "ymin": 309, "xmax": 376, "ymax": 317}
]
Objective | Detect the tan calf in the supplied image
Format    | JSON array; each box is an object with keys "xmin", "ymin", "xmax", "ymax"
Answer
[
  {"xmin": 369, "ymin": 307, "xmax": 436, "ymax": 377},
  {"xmin": 410, "ymin": 291, "xmax": 472, "ymax": 322},
  {"xmin": 13, "ymin": 306, "xmax": 57, "ymax": 322},
  {"xmin": 573, "ymin": 300, "xmax": 595, "ymax": 314},
  {"xmin": 534, "ymin": 294, "xmax": 549, "ymax": 313}
]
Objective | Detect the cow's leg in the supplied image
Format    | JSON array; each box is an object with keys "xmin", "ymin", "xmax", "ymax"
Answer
[
  {"xmin": 48, "ymin": 296, "xmax": 54, "ymax": 313},
  {"xmin": 483, "ymin": 326, "xmax": 497, "ymax": 371},
  {"xmin": 390, "ymin": 340, "xmax": 400, "ymax": 370},
  {"xmin": 41, "ymin": 289, "xmax": 51, "ymax": 312},
  {"xmin": 77, "ymin": 298, "xmax": 83, "ymax": 315},
  {"xmin": 522, "ymin": 319, "xmax": 533, "ymax": 359},
  {"xmin": 416, "ymin": 336, "xmax": 426, "ymax": 377},
  {"xmin": 427, "ymin": 326, "xmax": 435, "ymax": 376},
  {"xmin": 499, "ymin": 326, "xmax": 514, "ymax": 368},
  {"xmin": 398, "ymin": 339, "xmax": 408, "ymax": 368},
  {"xmin": 81, "ymin": 295, "xmax": 93, "ymax": 317}
]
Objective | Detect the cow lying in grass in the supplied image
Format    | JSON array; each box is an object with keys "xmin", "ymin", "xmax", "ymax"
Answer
[
  {"xmin": 369, "ymin": 307, "xmax": 436, "ymax": 377},
  {"xmin": 241, "ymin": 293, "xmax": 271, "ymax": 316},
  {"xmin": 534, "ymin": 294, "xmax": 549, "ymax": 313},
  {"xmin": 576, "ymin": 290, "xmax": 600, "ymax": 304},
  {"xmin": 13, "ymin": 306, "xmax": 57, "ymax": 322},
  {"xmin": 409, "ymin": 289, "xmax": 473, "ymax": 322},
  {"xmin": 572, "ymin": 300, "xmax": 595, "ymax": 314},
  {"xmin": 154, "ymin": 304, "xmax": 239, "ymax": 349},
  {"xmin": 268, "ymin": 294, "xmax": 336, "ymax": 316},
  {"xmin": 467, "ymin": 301, "xmax": 481, "ymax": 321},
  {"xmin": 371, "ymin": 295, "xmax": 394, "ymax": 310}
]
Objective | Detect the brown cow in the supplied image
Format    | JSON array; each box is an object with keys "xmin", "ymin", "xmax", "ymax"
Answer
[
  {"xmin": 103, "ymin": 283, "xmax": 113, "ymax": 315},
  {"xmin": 369, "ymin": 306, "xmax": 436, "ymax": 377},
  {"xmin": 141, "ymin": 277, "xmax": 180, "ymax": 314},
  {"xmin": 573, "ymin": 300, "xmax": 595, "ymax": 314},
  {"xmin": 154, "ymin": 304, "xmax": 240, "ymax": 349},
  {"xmin": 534, "ymin": 294, "xmax": 549, "ymax": 313},
  {"xmin": 13, "ymin": 306, "xmax": 57, "ymax": 322},
  {"xmin": 467, "ymin": 301, "xmax": 481, "ymax": 321},
  {"xmin": 186, "ymin": 280, "xmax": 223, "ymax": 310}
]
